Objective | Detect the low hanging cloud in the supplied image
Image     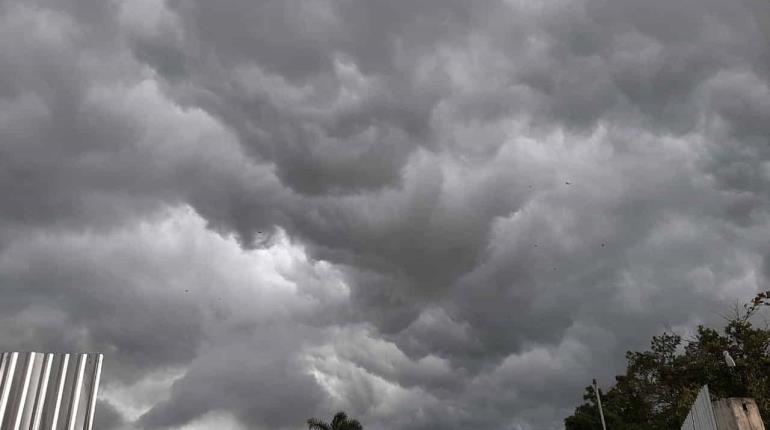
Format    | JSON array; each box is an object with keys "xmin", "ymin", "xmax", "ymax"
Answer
[{"xmin": 1, "ymin": 0, "xmax": 770, "ymax": 429}]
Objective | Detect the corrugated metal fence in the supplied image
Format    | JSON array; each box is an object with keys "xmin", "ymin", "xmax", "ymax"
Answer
[
  {"xmin": 680, "ymin": 385, "xmax": 719, "ymax": 430},
  {"xmin": 0, "ymin": 352, "xmax": 103, "ymax": 430}
]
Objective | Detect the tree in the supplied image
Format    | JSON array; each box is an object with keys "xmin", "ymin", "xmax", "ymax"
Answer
[
  {"xmin": 307, "ymin": 411, "xmax": 363, "ymax": 430},
  {"xmin": 564, "ymin": 292, "xmax": 770, "ymax": 430}
]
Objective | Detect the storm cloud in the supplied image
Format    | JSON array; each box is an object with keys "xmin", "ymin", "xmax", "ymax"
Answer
[{"xmin": 1, "ymin": 0, "xmax": 770, "ymax": 428}]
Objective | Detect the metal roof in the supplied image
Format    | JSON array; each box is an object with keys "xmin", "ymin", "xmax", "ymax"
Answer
[
  {"xmin": 0, "ymin": 352, "xmax": 103, "ymax": 430},
  {"xmin": 680, "ymin": 385, "xmax": 719, "ymax": 430}
]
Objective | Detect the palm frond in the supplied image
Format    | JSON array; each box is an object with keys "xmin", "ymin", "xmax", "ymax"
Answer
[
  {"xmin": 311, "ymin": 410, "xmax": 363, "ymax": 430},
  {"xmin": 331, "ymin": 411, "xmax": 348, "ymax": 429},
  {"xmin": 342, "ymin": 419, "xmax": 363, "ymax": 430},
  {"xmin": 307, "ymin": 418, "xmax": 332, "ymax": 430}
]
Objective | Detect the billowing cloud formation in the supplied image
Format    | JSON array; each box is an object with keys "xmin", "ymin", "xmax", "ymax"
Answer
[{"xmin": 1, "ymin": 0, "xmax": 769, "ymax": 428}]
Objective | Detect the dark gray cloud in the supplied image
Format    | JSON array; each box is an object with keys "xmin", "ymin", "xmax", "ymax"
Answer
[
  {"xmin": 1, "ymin": 0, "xmax": 770, "ymax": 429},
  {"xmin": 94, "ymin": 400, "xmax": 127, "ymax": 430},
  {"xmin": 138, "ymin": 329, "xmax": 326, "ymax": 429}
]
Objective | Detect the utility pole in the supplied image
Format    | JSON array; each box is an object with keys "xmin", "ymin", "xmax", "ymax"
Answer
[{"xmin": 593, "ymin": 379, "xmax": 607, "ymax": 430}]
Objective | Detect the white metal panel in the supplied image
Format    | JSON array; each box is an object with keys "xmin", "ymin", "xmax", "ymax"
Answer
[
  {"xmin": 18, "ymin": 352, "xmax": 45, "ymax": 430},
  {"xmin": 11, "ymin": 352, "xmax": 37, "ymax": 430},
  {"xmin": 82, "ymin": 355, "xmax": 101, "ymax": 430},
  {"xmin": 680, "ymin": 385, "xmax": 719, "ymax": 430},
  {"xmin": 0, "ymin": 352, "xmax": 19, "ymax": 428},
  {"xmin": 30, "ymin": 354, "xmax": 53, "ymax": 430},
  {"xmin": 64, "ymin": 354, "xmax": 86, "ymax": 430},
  {"xmin": 0, "ymin": 353, "xmax": 103, "ymax": 430},
  {"xmin": 47, "ymin": 354, "xmax": 70, "ymax": 430}
]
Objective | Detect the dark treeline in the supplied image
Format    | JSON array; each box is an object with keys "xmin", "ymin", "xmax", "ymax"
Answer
[{"xmin": 565, "ymin": 293, "xmax": 770, "ymax": 430}]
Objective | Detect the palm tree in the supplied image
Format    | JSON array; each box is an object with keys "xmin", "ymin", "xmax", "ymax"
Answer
[{"xmin": 307, "ymin": 411, "xmax": 363, "ymax": 430}]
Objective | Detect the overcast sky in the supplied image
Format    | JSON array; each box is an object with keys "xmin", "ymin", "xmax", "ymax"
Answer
[{"xmin": 1, "ymin": 0, "xmax": 769, "ymax": 429}]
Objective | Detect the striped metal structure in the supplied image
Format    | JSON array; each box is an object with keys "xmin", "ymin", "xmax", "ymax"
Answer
[
  {"xmin": 680, "ymin": 385, "xmax": 719, "ymax": 430},
  {"xmin": 0, "ymin": 353, "xmax": 103, "ymax": 430}
]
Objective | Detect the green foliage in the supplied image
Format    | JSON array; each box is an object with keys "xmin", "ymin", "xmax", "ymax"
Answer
[
  {"xmin": 307, "ymin": 411, "xmax": 363, "ymax": 430},
  {"xmin": 565, "ymin": 293, "xmax": 770, "ymax": 430}
]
